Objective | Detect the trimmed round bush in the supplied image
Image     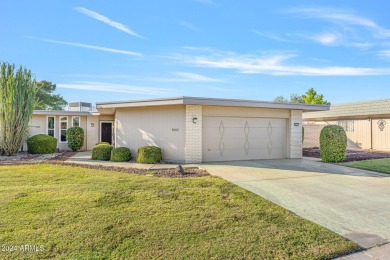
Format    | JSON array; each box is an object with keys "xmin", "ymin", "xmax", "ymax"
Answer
[
  {"xmin": 136, "ymin": 146, "xmax": 162, "ymax": 164},
  {"xmin": 27, "ymin": 134, "xmax": 57, "ymax": 154},
  {"xmin": 92, "ymin": 144, "xmax": 113, "ymax": 161},
  {"xmin": 95, "ymin": 142, "xmax": 110, "ymax": 146},
  {"xmin": 67, "ymin": 126, "xmax": 84, "ymax": 151},
  {"xmin": 111, "ymin": 147, "xmax": 131, "ymax": 162},
  {"xmin": 320, "ymin": 125, "xmax": 347, "ymax": 163}
]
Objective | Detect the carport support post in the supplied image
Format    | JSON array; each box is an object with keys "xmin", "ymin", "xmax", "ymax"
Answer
[
  {"xmin": 289, "ymin": 110, "xmax": 303, "ymax": 158},
  {"xmin": 185, "ymin": 105, "xmax": 203, "ymax": 163}
]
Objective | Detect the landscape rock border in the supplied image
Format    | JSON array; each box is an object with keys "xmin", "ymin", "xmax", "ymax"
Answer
[
  {"xmin": 0, "ymin": 151, "xmax": 209, "ymax": 178},
  {"xmin": 304, "ymin": 148, "xmax": 390, "ymax": 162}
]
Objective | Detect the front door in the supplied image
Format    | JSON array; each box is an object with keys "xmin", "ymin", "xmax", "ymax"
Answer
[{"xmin": 101, "ymin": 122, "xmax": 113, "ymax": 144}]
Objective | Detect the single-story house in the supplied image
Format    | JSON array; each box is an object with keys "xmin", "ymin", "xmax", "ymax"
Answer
[
  {"xmin": 27, "ymin": 96, "xmax": 328, "ymax": 163},
  {"xmin": 303, "ymin": 99, "xmax": 390, "ymax": 150}
]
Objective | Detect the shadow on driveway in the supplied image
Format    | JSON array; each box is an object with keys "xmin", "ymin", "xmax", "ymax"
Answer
[
  {"xmin": 200, "ymin": 158, "xmax": 390, "ymax": 249},
  {"xmin": 202, "ymin": 158, "xmax": 390, "ymax": 178}
]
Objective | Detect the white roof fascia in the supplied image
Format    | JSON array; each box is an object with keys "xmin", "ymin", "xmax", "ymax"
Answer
[
  {"xmin": 96, "ymin": 96, "xmax": 329, "ymax": 112},
  {"xmin": 33, "ymin": 111, "xmax": 96, "ymax": 116}
]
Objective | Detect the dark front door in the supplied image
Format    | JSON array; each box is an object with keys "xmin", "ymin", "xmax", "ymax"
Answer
[{"xmin": 101, "ymin": 122, "xmax": 112, "ymax": 144}]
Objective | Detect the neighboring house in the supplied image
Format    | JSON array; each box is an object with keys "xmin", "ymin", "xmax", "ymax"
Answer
[
  {"xmin": 303, "ymin": 99, "xmax": 390, "ymax": 150},
  {"xmin": 27, "ymin": 96, "xmax": 328, "ymax": 163}
]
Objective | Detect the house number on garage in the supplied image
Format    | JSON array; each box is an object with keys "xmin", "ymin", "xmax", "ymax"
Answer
[{"xmin": 294, "ymin": 123, "xmax": 300, "ymax": 126}]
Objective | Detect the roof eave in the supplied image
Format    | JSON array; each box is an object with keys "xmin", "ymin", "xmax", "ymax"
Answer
[
  {"xmin": 33, "ymin": 110, "xmax": 95, "ymax": 116},
  {"xmin": 96, "ymin": 96, "xmax": 330, "ymax": 111},
  {"xmin": 304, "ymin": 113, "xmax": 390, "ymax": 121}
]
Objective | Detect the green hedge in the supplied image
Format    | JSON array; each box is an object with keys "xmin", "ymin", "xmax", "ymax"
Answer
[
  {"xmin": 92, "ymin": 144, "xmax": 113, "ymax": 161},
  {"xmin": 111, "ymin": 147, "xmax": 131, "ymax": 162},
  {"xmin": 320, "ymin": 125, "xmax": 347, "ymax": 163},
  {"xmin": 95, "ymin": 142, "xmax": 110, "ymax": 146},
  {"xmin": 27, "ymin": 134, "xmax": 57, "ymax": 154},
  {"xmin": 136, "ymin": 146, "xmax": 162, "ymax": 164},
  {"xmin": 67, "ymin": 127, "xmax": 84, "ymax": 151}
]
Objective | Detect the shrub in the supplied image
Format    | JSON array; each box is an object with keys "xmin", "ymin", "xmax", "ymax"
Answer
[
  {"xmin": 111, "ymin": 147, "xmax": 131, "ymax": 162},
  {"xmin": 136, "ymin": 146, "xmax": 162, "ymax": 164},
  {"xmin": 320, "ymin": 125, "xmax": 347, "ymax": 163},
  {"xmin": 27, "ymin": 134, "xmax": 57, "ymax": 154},
  {"xmin": 67, "ymin": 127, "xmax": 84, "ymax": 151},
  {"xmin": 92, "ymin": 144, "xmax": 113, "ymax": 161},
  {"xmin": 95, "ymin": 142, "xmax": 110, "ymax": 146}
]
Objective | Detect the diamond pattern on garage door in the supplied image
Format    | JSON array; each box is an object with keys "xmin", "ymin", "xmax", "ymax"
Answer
[{"xmin": 203, "ymin": 116, "xmax": 287, "ymax": 162}]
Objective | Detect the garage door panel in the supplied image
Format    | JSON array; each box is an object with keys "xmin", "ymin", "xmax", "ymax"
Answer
[
  {"xmin": 204, "ymin": 126, "xmax": 286, "ymax": 139},
  {"xmin": 203, "ymin": 117, "xmax": 286, "ymax": 128},
  {"xmin": 248, "ymin": 138, "xmax": 287, "ymax": 149},
  {"xmin": 203, "ymin": 117, "xmax": 249, "ymax": 127},
  {"xmin": 203, "ymin": 116, "xmax": 287, "ymax": 162},
  {"xmin": 203, "ymin": 138, "xmax": 286, "ymax": 151},
  {"xmin": 203, "ymin": 138, "xmax": 245, "ymax": 149},
  {"xmin": 248, "ymin": 128, "xmax": 286, "ymax": 139},
  {"xmin": 205, "ymin": 128, "xmax": 254, "ymax": 139},
  {"xmin": 204, "ymin": 148, "xmax": 287, "ymax": 162}
]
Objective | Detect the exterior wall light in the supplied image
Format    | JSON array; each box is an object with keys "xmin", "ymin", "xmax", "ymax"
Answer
[
  {"xmin": 192, "ymin": 117, "xmax": 198, "ymax": 124},
  {"xmin": 91, "ymin": 123, "xmax": 95, "ymax": 127}
]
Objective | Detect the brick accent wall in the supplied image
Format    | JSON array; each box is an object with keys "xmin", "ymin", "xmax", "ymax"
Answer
[
  {"xmin": 185, "ymin": 105, "xmax": 203, "ymax": 163},
  {"xmin": 289, "ymin": 110, "xmax": 303, "ymax": 158}
]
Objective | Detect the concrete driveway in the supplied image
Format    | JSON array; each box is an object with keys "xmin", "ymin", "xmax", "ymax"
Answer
[{"xmin": 200, "ymin": 158, "xmax": 390, "ymax": 249}]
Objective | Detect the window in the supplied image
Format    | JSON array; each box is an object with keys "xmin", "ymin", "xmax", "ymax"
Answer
[
  {"xmin": 338, "ymin": 120, "xmax": 354, "ymax": 132},
  {"xmin": 72, "ymin": 116, "xmax": 80, "ymax": 127},
  {"xmin": 47, "ymin": 116, "xmax": 55, "ymax": 137},
  {"xmin": 60, "ymin": 116, "xmax": 68, "ymax": 142}
]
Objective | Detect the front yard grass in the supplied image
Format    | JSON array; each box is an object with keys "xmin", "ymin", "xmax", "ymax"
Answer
[
  {"xmin": 341, "ymin": 158, "xmax": 390, "ymax": 174},
  {"xmin": 0, "ymin": 164, "xmax": 359, "ymax": 259}
]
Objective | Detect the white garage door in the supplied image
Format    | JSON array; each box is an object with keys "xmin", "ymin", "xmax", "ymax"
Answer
[{"xmin": 203, "ymin": 116, "xmax": 287, "ymax": 162}]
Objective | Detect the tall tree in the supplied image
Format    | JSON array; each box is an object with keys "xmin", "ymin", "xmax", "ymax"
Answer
[
  {"xmin": 274, "ymin": 93, "xmax": 303, "ymax": 104},
  {"xmin": 301, "ymin": 88, "xmax": 330, "ymax": 105},
  {"xmin": 35, "ymin": 80, "xmax": 67, "ymax": 110},
  {"xmin": 274, "ymin": 95, "xmax": 289, "ymax": 103},
  {"xmin": 273, "ymin": 88, "xmax": 330, "ymax": 105},
  {"xmin": 0, "ymin": 62, "xmax": 38, "ymax": 155}
]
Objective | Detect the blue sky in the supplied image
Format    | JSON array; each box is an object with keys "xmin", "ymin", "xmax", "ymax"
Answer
[{"xmin": 1, "ymin": 0, "xmax": 390, "ymax": 104}]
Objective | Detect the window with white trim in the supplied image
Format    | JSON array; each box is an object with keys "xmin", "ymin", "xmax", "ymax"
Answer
[
  {"xmin": 60, "ymin": 116, "xmax": 68, "ymax": 142},
  {"xmin": 72, "ymin": 116, "xmax": 80, "ymax": 127},
  {"xmin": 47, "ymin": 116, "xmax": 55, "ymax": 137}
]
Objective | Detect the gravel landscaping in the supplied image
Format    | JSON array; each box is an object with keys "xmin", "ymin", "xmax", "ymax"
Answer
[
  {"xmin": 0, "ymin": 151, "xmax": 208, "ymax": 178},
  {"xmin": 0, "ymin": 152, "xmax": 74, "ymax": 165},
  {"xmin": 303, "ymin": 148, "xmax": 390, "ymax": 162}
]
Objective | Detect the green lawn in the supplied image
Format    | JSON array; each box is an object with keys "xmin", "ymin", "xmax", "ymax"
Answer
[
  {"xmin": 342, "ymin": 158, "xmax": 390, "ymax": 174},
  {"xmin": 0, "ymin": 164, "xmax": 358, "ymax": 259}
]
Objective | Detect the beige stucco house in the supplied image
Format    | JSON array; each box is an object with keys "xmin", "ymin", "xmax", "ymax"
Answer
[
  {"xmin": 27, "ymin": 96, "xmax": 328, "ymax": 163},
  {"xmin": 303, "ymin": 99, "xmax": 390, "ymax": 150}
]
